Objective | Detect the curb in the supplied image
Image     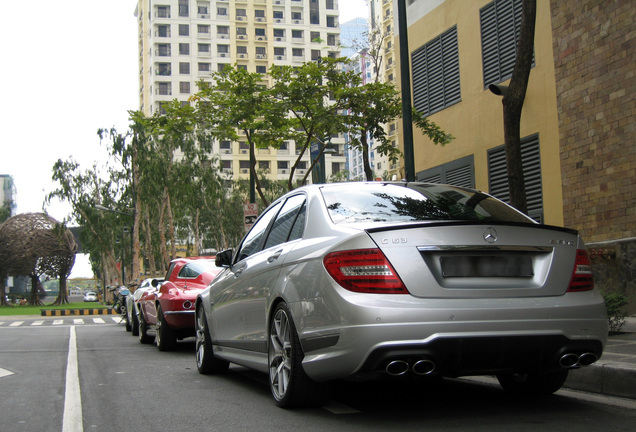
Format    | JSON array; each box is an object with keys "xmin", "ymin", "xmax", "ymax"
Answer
[
  {"xmin": 40, "ymin": 308, "xmax": 118, "ymax": 316},
  {"xmin": 565, "ymin": 362, "xmax": 636, "ymax": 400}
]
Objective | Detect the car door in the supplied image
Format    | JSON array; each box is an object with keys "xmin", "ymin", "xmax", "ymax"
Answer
[{"xmin": 210, "ymin": 194, "xmax": 307, "ymax": 352}]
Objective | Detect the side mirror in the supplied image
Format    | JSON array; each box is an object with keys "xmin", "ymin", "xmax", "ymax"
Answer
[
  {"xmin": 215, "ymin": 249, "xmax": 234, "ymax": 268},
  {"xmin": 151, "ymin": 279, "xmax": 159, "ymax": 287}
]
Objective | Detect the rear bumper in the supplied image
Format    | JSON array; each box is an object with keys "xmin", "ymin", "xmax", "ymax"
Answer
[{"xmin": 297, "ymin": 290, "xmax": 608, "ymax": 381}]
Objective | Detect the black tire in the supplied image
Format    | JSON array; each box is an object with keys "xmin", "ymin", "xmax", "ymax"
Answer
[
  {"xmin": 497, "ymin": 370, "xmax": 569, "ymax": 396},
  {"xmin": 268, "ymin": 302, "xmax": 331, "ymax": 408},
  {"xmin": 138, "ymin": 310, "xmax": 154, "ymax": 344},
  {"xmin": 195, "ymin": 304, "xmax": 229, "ymax": 374},
  {"xmin": 156, "ymin": 305, "xmax": 177, "ymax": 351},
  {"xmin": 124, "ymin": 307, "xmax": 132, "ymax": 332},
  {"xmin": 131, "ymin": 309, "xmax": 139, "ymax": 336}
]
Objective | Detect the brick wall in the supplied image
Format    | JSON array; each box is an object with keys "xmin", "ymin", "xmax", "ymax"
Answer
[{"xmin": 551, "ymin": 0, "xmax": 635, "ymax": 242}]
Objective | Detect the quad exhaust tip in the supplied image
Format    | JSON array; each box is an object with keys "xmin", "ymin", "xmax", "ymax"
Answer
[
  {"xmin": 559, "ymin": 352, "xmax": 598, "ymax": 368},
  {"xmin": 385, "ymin": 359, "xmax": 436, "ymax": 376}
]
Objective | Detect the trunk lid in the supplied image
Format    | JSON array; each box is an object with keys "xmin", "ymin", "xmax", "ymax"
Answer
[{"xmin": 366, "ymin": 222, "xmax": 580, "ymax": 299}]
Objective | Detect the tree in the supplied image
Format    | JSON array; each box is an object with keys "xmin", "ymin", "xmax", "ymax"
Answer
[
  {"xmin": 491, "ymin": 0, "xmax": 536, "ymax": 213},
  {"xmin": 196, "ymin": 66, "xmax": 294, "ymax": 207}
]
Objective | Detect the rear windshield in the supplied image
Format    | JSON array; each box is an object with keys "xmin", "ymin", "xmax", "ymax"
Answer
[{"xmin": 321, "ymin": 183, "xmax": 533, "ymax": 224}]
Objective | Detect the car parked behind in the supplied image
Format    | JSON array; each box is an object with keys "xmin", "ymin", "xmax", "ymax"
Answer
[
  {"xmin": 195, "ymin": 182, "xmax": 608, "ymax": 408},
  {"xmin": 125, "ymin": 277, "xmax": 164, "ymax": 335},
  {"xmin": 138, "ymin": 257, "xmax": 222, "ymax": 350},
  {"xmin": 83, "ymin": 291, "xmax": 98, "ymax": 302}
]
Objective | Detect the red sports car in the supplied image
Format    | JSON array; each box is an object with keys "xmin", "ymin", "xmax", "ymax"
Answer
[{"xmin": 137, "ymin": 256, "xmax": 222, "ymax": 350}]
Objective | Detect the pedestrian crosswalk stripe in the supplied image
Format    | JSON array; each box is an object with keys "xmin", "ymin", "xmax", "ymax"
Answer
[
  {"xmin": 93, "ymin": 318, "xmax": 105, "ymax": 324},
  {"xmin": 32, "ymin": 320, "xmax": 44, "ymax": 326},
  {"xmin": 9, "ymin": 321, "xmax": 24, "ymax": 327},
  {"xmin": 53, "ymin": 320, "xmax": 64, "ymax": 325}
]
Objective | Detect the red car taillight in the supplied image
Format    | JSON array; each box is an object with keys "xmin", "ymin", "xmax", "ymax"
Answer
[
  {"xmin": 567, "ymin": 249, "xmax": 594, "ymax": 292},
  {"xmin": 323, "ymin": 249, "xmax": 409, "ymax": 294}
]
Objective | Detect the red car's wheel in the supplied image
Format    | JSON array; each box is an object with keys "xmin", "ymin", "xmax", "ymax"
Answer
[{"xmin": 156, "ymin": 305, "xmax": 177, "ymax": 351}]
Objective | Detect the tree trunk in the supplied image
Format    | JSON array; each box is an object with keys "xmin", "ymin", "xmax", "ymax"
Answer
[
  {"xmin": 52, "ymin": 271, "xmax": 70, "ymax": 305},
  {"xmin": 500, "ymin": 0, "xmax": 536, "ymax": 214},
  {"xmin": 144, "ymin": 208, "xmax": 157, "ymax": 277},
  {"xmin": 28, "ymin": 274, "xmax": 43, "ymax": 306},
  {"xmin": 361, "ymin": 131, "xmax": 373, "ymax": 181}
]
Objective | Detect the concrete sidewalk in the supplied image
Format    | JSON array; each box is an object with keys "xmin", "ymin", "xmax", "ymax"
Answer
[{"xmin": 565, "ymin": 316, "xmax": 636, "ymax": 400}]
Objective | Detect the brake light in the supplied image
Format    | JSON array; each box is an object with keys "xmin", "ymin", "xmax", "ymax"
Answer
[
  {"xmin": 567, "ymin": 249, "xmax": 594, "ymax": 292},
  {"xmin": 323, "ymin": 249, "xmax": 409, "ymax": 294}
]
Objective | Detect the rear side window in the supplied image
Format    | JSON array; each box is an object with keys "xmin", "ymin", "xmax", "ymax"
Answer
[
  {"xmin": 238, "ymin": 201, "xmax": 283, "ymax": 261},
  {"xmin": 263, "ymin": 194, "xmax": 306, "ymax": 249},
  {"xmin": 321, "ymin": 183, "xmax": 532, "ymax": 224}
]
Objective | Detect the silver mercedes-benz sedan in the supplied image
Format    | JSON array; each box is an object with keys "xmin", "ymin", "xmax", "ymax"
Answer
[{"xmin": 195, "ymin": 182, "xmax": 607, "ymax": 408}]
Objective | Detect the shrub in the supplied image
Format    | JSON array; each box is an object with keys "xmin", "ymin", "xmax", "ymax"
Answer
[{"xmin": 602, "ymin": 291, "xmax": 629, "ymax": 333}]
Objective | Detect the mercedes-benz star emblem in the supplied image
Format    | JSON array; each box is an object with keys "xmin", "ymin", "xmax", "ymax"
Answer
[{"xmin": 483, "ymin": 227, "xmax": 498, "ymax": 243}]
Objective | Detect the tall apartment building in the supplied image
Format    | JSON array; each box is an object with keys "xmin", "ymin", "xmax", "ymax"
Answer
[{"xmin": 134, "ymin": 0, "xmax": 346, "ymax": 184}]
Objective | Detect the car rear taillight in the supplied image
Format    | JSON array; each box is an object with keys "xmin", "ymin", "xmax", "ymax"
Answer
[
  {"xmin": 567, "ymin": 249, "xmax": 594, "ymax": 292},
  {"xmin": 323, "ymin": 249, "xmax": 409, "ymax": 294}
]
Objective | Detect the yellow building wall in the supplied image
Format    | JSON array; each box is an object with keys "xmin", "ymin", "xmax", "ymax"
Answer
[{"xmin": 399, "ymin": 0, "xmax": 564, "ymax": 226}]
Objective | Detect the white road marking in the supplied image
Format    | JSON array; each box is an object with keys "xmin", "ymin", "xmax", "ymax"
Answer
[
  {"xmin": 92, "ymin": 318, "xmax": 105, "ymax": 324},
  {"xmin": 9, "ymin": 321, "xmax": 24, "ymax": 327},
  {"xmin": 53, "ymin": 320, "xmax": 64, "ymax": 325},
  {"xmin": 0, "ymin": 367, "xmax": 14, "ymax": 378},
  {"xmin": 31, "ymin": 320, "xmax": 44, "ymax": 326},
  {"xmin": 73, "ymin": 319, "xmax": 84, "ymax": 325},
  {"xmin": 63, "ymin": 326, "xmax": 83, "ymax": 432}
]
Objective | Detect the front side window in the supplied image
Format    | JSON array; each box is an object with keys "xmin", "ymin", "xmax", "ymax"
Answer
[{"xmin": 238, "ymin": 201, "xmax": 283, "ymax": 261}]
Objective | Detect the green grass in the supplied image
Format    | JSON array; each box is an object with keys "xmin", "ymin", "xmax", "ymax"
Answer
[{"xmin": 0, "ymin": 302, "xmax": 109, "ymax": 316}]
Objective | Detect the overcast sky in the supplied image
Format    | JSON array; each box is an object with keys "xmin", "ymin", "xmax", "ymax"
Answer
[{"xmin": 0, "ymin": 1, "xmax": 369, "ymax": 278}]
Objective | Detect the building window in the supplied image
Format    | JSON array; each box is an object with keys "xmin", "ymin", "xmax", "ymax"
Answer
[
  {"xmin": 220, "ymin": 140, "xmax": 231, "ymax": 150},
  {"xmin": 327, "ymin": 34, "xmax": 337, "ymax": 46},
  {"xmin": 480, "ymin": 0, "xmax": 534, "ymax": 88},
  {"xmin": 274, "ymin": 29, "xmax": 285, "ymax": 38},
  {"xmin": 157, "ymin": 43, "xmax": 170, "ymax": 56},
  {"xmin": 179, "ymin": 24, "xmax": 189, "ymax": 36},
  {"xmin": 158, "ymin": 82, "xmax": 171, "ymax": 95},
  {"xmin": 236, "ymin": 45, "xmax": 247, "ymax": 55},
  {"xmin": 255, "ymin": 28, "xmax": 266, "ymax": 37},
  {"xmin": 311, "ymin": 49, "xmax": 321, "ymax": 61},
  {"xmin": 157, "ymin": 63, "xmax": 171, "ymax": 76},
  {"xmin": 236, "ymin": 8, "xmax": 247, "ymax": 18},
  {"xmin": 198, "ymin": 5, "xmax": 209, "ymax": 17},
  {"xmin": 237, "ymin": 27, "xmax": 247, "ymax": 37},
  {"xmin": 278, "ymin": 160, "xmax": 289, "ymax": 170},
  {"xmin": 180, "ymin": 82, "xmax": 190, "ymax": 94},
  {"xmin": 217, "ymin": 25, "xmax": 229, "ymax": 36},
  {"xmin": 274, "ymin": 47, "xmax": 285, "ymax": 56},
  {"xmin": 217, "ymin": 44, "xmax": 229, "ymax": 54},
  {"xmin": 292, "ymin": 12, "xmax": 302, "ymax": 21},
  {"xmin": 326, "ymin": 0, "xmax": 335, "ymax": 9},
  {"xmin": 179, "ymin": 62, "xmax": 190, "ymax": 74},
  {"xmin": 259, "ymin": 161, "xmax": 270, "ymax": 171},
  {"xmin": 417, "ymin": 155, "xmax": 475, "ymax": 188},
  {"xmin": 487, "ymin": 134, "xmax": 543, "ymax": 222},
  {"xmin": 178, "ymin": 0, "xmax": 188, "ymax": 17},
  {"xmin": 255, "ymin": 46, "xmax": 266, "ymax": 55},
  {"xmin": 198, "ymin": 63, "xmax": 210, "ymax": 72},
  {"xmin": 179, "ymin": 43, "xmax": 189, "ymax": 55},
  {"xmin": 239, "ymin": 160, "xmax": 251, "ymax": 169},
  {"xmin": 411, "ymin": 26, "xmax": 461, "ymax": 116},
  {"xmin": 292, "ymin": 48, "xmax": 304, "ymax": 57},
  {"xmin": 292, "ymin": 29, "xmax": 303, "ymax": 39},
  {"xmin": 217, "ymin": 63, "xmax": 229, "ymax": 71},
  {"xmin": 273, "ymin": 11, "xmax": 284, "ymax": 20},
  {"xmin": 157, "ymin": 25, "xmax": 170, "ymax": 37},
  {"xmin": 198, "ymin": 24, "xmax": 210, "ymax": 35},
  {"xmin": 310, "ymin": 31, "xmax": 321, "ymax": 42},
  {"xmin": 311, "ymin": 13, "xmax": 320, "ymax": 25},
  {"xmin": 327, "ymin": 16, "xmax": 337, "ymax": 27},
  {"xmin": 217, "ymin": 7, "xmax": 227, "ymax": 16},
  {"xmin": 156, "ymin": 6, "xmax": 170, "ymax": 18},
  {"xmin": 198, "ymin": 43, "xmax": 210, "ymax": 54},
  {"xmin": 256, "ymin": 65, "xmax": 267, "ymax": 74},
  {"xmin": 221, "ymin": 160, "xmax": 232, "ymax": 170},
  {"xmin": 255, "ymin": 9, "xmax": 265, "ymax": 18}
]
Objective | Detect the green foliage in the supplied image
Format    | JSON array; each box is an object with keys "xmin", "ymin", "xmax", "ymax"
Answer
[{"xmin": 602, "ymin": 290, "xmax": 629, "ymax": 333}]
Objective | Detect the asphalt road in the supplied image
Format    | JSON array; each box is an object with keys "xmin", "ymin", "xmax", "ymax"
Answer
[{"xmin": 1, "ymin": 317, "xmax": 635, "ymax": 432}]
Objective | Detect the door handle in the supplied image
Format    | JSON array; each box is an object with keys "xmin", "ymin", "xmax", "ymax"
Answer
[{"xmin": 267, "ymin": 250, "xmax": 283, "ymax": 263}]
